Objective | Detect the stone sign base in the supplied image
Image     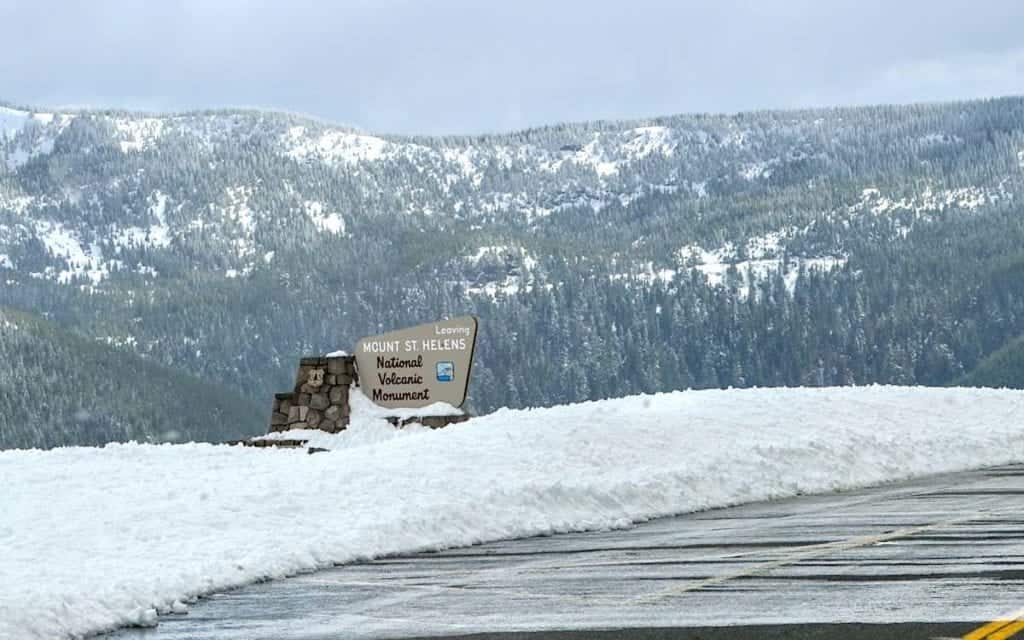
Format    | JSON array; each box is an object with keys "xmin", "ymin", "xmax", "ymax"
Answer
[{"xmin": 268, "ymin": 356, "xmax": 356, "ymax": 434}]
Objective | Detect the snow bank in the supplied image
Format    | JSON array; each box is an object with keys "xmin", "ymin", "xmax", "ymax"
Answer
[
  {"xmin": 2, "ymin": 386, "xmax": 1024, "ymax": 639},
  {"xmin": 347, "ymin": 385, "xmax": 464, "ymax": 419},
  {"xmin": 256, "ymin": 417, "xmax": 431, "ymax": 451},
  {"xmin": 255, "ymin": 387, "xmax": 465, "ymax": 451}
]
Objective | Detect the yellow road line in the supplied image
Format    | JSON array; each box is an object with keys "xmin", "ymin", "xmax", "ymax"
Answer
[
  {"xmin": 964, "ymin": 620, "xmax": 1014, "ymax": 640},
  {"xmin": 963, "ymin": 608, "xmax": 1024, "ymax": 639},
  {"xmin": 989, "ymin": 620, "xmax": 1024, "ymax": 640}
]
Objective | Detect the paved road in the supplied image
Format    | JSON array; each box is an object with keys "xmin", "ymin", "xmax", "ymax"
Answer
[{"xmin": 111, "ymin": 464, "xmax": 1024, "ymax": 640}]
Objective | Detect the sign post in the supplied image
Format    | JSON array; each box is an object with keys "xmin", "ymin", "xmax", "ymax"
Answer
[{"xmin": 355, "ymin": 316, "xmax": 478, "ymax": 409}]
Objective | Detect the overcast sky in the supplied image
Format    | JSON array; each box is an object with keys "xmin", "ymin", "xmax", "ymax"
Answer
[{"xmin": 2, "ymin": 0, "xmax": 1023, "ymax": 135}]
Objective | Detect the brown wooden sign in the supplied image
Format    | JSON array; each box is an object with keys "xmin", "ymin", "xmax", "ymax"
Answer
[{"xmin": 355, "ymin": 316, "xmax": 478, "ymax": 409}]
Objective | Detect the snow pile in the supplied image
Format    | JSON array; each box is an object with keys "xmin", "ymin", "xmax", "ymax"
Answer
[
  {"xmin": 346, "ymin": 386, "xmax": 464, "ymax": 419},
  {"xmin": 257, "ymin": 386, "xmax": 464, "ymax": 450},
  {"xmin": 258, "ymin": 421, "xmax": 431, "ymax": 451},
  {"xmin": 2, "ymin": 386, "xmax": 1024, "ymax": 639}
]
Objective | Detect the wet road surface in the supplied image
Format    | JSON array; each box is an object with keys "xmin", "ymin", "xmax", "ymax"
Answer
[{"xmin": 110, "ymin": 464, "xmax": 1024, "ymax": 640}]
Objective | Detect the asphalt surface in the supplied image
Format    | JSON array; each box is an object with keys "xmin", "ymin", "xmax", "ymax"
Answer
[{"xmin": 109, "ymin": 464, "xmax": 1024, "ymax": 640}]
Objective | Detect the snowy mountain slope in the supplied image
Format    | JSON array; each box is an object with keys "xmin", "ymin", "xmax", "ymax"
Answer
[
  {"xmin": 2, "ymin": 386, "xmax": 1023, "ymax": 640},
  {"xmin": 1, "ymin": 98, "xmax": 1019, "ymax": 296},
  {"xmin": 0, "ymin": 106, "xmax": 75, "ymax": 170},
  {"xmin": 3, "ymin": 96, "xmax": 1024, "ymax": 435}
]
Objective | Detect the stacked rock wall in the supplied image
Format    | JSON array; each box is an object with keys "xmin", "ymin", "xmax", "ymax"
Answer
[{"xmin": 269, "ymin": 356, "xmax": 357, "ymax": 433}]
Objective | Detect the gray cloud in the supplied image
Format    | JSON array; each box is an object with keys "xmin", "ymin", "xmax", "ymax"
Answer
[{"xmin": 1, "ymin": 0, "xmax": 1023, "ymax": 134}]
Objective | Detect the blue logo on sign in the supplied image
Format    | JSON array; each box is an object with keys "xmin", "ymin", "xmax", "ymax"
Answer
[{"xmin": 436, "ymin": 361, "xmax": 454, "ymax": 382}]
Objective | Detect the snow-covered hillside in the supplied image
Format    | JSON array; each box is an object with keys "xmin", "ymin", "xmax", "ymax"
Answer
[
  {"xmin": 4, "ymin": 96, "xmax": 1024, "ymax": 442},
  {"xmin": 2, "ymin": 386, "xmax": 1023, "ymax": 640},
  {"xmin": 2, "ymin": 99, "xmax": 1018, "ymax": 298},
  {"xmin": 0, "ymin": 106, "xmax": 75, "ymax": 170}
]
